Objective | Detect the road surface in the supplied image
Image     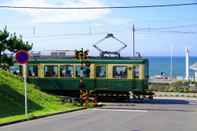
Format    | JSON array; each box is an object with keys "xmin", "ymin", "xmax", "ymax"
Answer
[{"xmin": 1, "ymin": 98, "xmax": 197, "ymax": 131}]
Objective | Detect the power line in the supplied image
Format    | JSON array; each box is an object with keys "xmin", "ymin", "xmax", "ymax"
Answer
[
  {"xmin": 24, "ymin": 26, "xmax": 129, "ymax": 39},
  {"xmin": 24, "ymin": 32, "xmax": 107, "ymax": 39},
  {"xmin": 136, "ymin": 24, "xmax": 197, "ymax": 34},
  {"xmin": 22, "ymin": 24, "xmax": 197, "ymax": 40},
  {"xmin": 26, "ymin": 29, "xmax": 197, "ymax": 39},
  {"xmin": 25, "ymin": 30, "xmax": 197, "ymax": 40},
  {"xmin": 157, "ymin": 30, "xmax": 197, "ymax": 34},
  {"xmin": 137, "ymin": 24, "xmax": 197, "ymax": 31},
  {"xmin": 0, "ymin": 2, "xmax": 197, "ymax": 10},
  {"xmin": 137, "ymin": 30, "xmax": 197, "ymax": 34}
]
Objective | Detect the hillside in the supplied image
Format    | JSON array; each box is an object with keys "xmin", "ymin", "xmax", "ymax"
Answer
[{"xmin": 0, "ymin": 69, "xmax": 80, "ymax": 123}]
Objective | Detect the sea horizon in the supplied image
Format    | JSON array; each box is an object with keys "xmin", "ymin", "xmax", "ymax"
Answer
[{"xmin": 147, "ymin": 56, "xmax": 197, "ymax": 78}]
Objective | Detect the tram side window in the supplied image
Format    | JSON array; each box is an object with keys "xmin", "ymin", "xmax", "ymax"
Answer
[
  {"xmin": 75, "ymin": 65, "xmax": 90, "ymax": 78},
  {"xmin": 76, "ymin": 65, "xmax": 80, "ymax": 77},
  {"xmin": 60, "ymin": 65, "xmax": 74, "ymax": 77},
  {"xmin": 113, "ymin": 66, "xmax": 128, "ymax": 79},
  {"xmin": 44, "ymin": 65, "xmax": 58, "ymax": 77},
  {"xmin": 133, "ymin": 65, "xmax": 140, "ymax": 79},
  {"xmin": 28, "ymin": 65, "xmax": 38, "ymax": 77},
  {"xmin": 83, "ymin": 66, "xmax": 90, "ymax": 77},
  {"xmin": 11, "ymin": 65, "xmax": 22, "ymax": 76},
  {"xmin": 96, "ymin": 65, "xmax": 106, "ymax": 78}
]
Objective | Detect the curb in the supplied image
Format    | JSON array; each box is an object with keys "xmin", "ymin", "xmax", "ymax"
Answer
[
  {"xmin": 97, "ymin": 107, "xmax": 196, "ymax": 112},
  {"xmin": 155, "ymin": 94, "xmax": 197, "ymax": 98},
  {"xmin": 154, "ymin": 92, "xmax": 197, "ymax": 98},
  {"xmin": 0, "ymin": 107, "xmax": 85, "ymax": 127}
]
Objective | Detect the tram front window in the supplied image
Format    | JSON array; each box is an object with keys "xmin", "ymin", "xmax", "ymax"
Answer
[
  {"xmin": 96, "ymin": 65, "xmax": 106, "ymax": 78},
  {"xmin": 44, "ymin": 65, "xmax": 58, "ymax": 77},
  {"xmin": 113, "ymin": 66, "xmax": 128, "ymax": 79},
  {"xmin": 28, "ymin": 65, "xmax": 38, "ymax": 77},
  {"xmin": 60, "ymin": 65, "xmax": 74, "ymax": 77}
]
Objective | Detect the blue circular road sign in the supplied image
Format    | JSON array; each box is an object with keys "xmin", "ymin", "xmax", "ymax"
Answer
[{"xmin": 16, "ymin": 50, "xmax": 29, "ymax": 64}]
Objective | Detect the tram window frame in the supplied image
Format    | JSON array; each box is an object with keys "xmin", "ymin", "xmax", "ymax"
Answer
[
  {"xmin": 28, "ymin": 65, "xmax": 38, "ymax": 77},
  {"xmin": 96, "ymin": 65, "xmax": 106, "ymax": 78},
  {"xmin": 60, "ymin": 65, "xmax": 74, "ymax": 78},
  {"xmin": 133, "ymin": 65, "xmax": 140, "ymax": 79},
  {"xmin": 44, "ymin": 65, "xmax": 58, "ymax": 77},
  {"xmin": 112, "ymin": 66, "xmax": 128, "ymax": 79},
  {"xmin": 75, "ymin": 65, "xmax": 90, "ymax": 78}
]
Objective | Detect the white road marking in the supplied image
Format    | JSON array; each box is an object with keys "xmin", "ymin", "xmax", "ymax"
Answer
[{"xmin": 89, "ymin": 108, "xmax": 148, "ymax": 113}]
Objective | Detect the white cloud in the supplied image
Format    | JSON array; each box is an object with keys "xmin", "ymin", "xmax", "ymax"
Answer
[{"xmin": 5, "ymin": 0, "xmax": 110, "ymax": 23}]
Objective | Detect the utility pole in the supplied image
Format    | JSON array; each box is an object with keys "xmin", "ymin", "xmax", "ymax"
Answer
[
  {"xmin": 185, "ymin": 48, "xmax": 189, "ymax": 80},
  {"xmin": 33, "ymin": 26, "xmax": 36, "ymax": 37},
  {"xmin": 170, "ymin": 45, "xmax": 174, "ymax": 80},
  {"xmin": 132, "ymin": 24, "xmax": 135, "ymax": 57}
]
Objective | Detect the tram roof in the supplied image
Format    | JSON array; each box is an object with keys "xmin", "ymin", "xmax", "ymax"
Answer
[{"xmin": 28, "ymin": 56, "xmax": 148, "ymax": 64}]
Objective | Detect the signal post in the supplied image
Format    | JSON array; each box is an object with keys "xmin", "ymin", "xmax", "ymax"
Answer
[{"xmin": 75, "ymin": 49, "xmax": 90, "ymax": 108}]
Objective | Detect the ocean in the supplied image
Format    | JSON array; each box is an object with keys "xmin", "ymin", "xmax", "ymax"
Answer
[{"xmin": 148, "ymin": 56, "xmax": 197, "ymax": 78}]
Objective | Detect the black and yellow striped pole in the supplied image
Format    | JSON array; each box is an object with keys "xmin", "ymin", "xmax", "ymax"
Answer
[{"xmin": 75, "ymin": 48, "xmax": 89, "ymax": 108}]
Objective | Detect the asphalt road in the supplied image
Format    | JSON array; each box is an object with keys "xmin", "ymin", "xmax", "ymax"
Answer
[{"xmin": 1, "ymin": 98, "xmax": 197, "ymax": 131}]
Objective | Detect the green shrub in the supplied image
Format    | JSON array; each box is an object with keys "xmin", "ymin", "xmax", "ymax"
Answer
[{"xmin": 150, "ymin": 81, "xmax": 197, "ymax": 93}]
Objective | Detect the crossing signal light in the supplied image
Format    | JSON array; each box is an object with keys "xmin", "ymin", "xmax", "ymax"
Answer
[
  {"xmin": 75, "ymin": 49, "xmax": 89, "ymax": 60},
  {"xmin": 79, "ymin": 50, "xmax": 83, "ymax": 59},
  {"xmin": 75, "ymin": 50, "xmax": 80, "ymax": 59},
  {"xmin": 84, "ymin": 50, "xmax": 88, "ymax": 59}
]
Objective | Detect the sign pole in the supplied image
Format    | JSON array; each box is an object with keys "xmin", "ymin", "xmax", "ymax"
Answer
[
  {"xmin": 23, "ymin": 64, "xmax": 28, "ymax": 117},
  {"xmin": 16, "ymin": 50, "xmax": 29, "ymax": 117}
]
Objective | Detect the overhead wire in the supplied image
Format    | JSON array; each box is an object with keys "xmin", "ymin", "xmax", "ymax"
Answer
[
  {"xmin": 137, "ymin": 24, "xmax": 197, "ymax": 31},
  {"xmin": 24, "ymin": 25, "xmax": 197, "ymax": 40},
  {"xmin": 136, "ymin": 24, "xmax": 197, "ymax": 35},
  {"xmin": 25, "ymin": 32, "xmax": 104, "ymax": 38},
  {"xmin": 0, "ymin": 2, "xmax": 197, "ymax": 10},
  {"xmin": 19, "ymin": 23, "xmax": 197, "ymax": 41},
  {"xmin": 24, "ymin": 23, "xmax": 131, "ymax": 39},
  {"xmin": 138, "ymin": 30, "xmax": 197, "ymax": 34}
]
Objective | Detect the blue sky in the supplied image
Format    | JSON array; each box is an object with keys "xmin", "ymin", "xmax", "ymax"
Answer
[{"xmin": 0, "ymin": 0, "xmax": 197, "ymax": 56}]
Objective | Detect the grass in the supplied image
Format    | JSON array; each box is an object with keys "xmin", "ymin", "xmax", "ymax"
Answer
[{"xmin": 0, "ymin": 69, "xmax": 81, "ymax": 124}]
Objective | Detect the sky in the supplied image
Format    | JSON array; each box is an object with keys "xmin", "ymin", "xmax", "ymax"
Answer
[{"xmin": 0, "ymin": 0, "xmax": 197, "ymax": 56}]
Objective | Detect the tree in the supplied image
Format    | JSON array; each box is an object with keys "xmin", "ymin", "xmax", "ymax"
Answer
[
  {"xmin": 0, "ymin": 27, "xmax": 9, "ymax": 64},
  {"xmin": 0, "ymin": 27, "xmax": 33, "ymax": 69},
  {"xmin": 7, "ymin": 33, "xmax": 33, "ymax": 53}
]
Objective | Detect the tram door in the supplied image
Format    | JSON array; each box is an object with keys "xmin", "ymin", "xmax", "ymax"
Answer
[{"xmin": 94, "ymin": 65, "xmax": 107, "ymax": 91}]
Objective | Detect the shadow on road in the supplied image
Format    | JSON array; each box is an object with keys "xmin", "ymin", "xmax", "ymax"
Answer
[{"xmin": 129, "ymin": 98, "xmax": 190, "ymax": 105}]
